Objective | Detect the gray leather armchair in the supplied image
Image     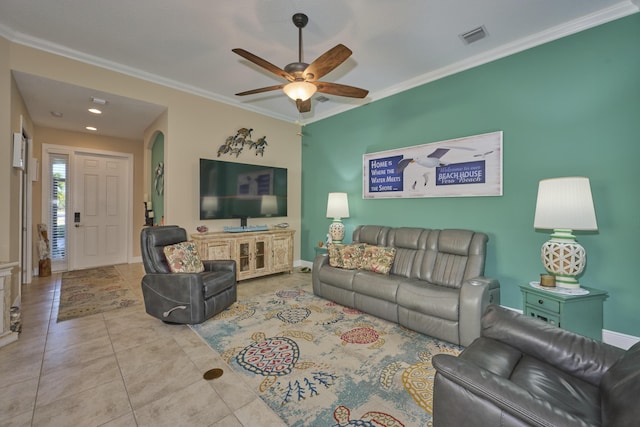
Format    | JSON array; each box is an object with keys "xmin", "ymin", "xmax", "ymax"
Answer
[
  {"xmin": 432, "ymin": 305, "xmax": 640, "ymax": 426},
  {"xmin": 140, "ymin": 226, "xmax": 237, "ymax": 324}
]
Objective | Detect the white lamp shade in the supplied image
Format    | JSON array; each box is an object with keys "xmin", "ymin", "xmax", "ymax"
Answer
[
  {"xmin": 283, "ymin": 81, "xmax": 317, "ymax": 101},
  {"xmin": 260, "ymin": 195, "xmax": 278, "ymax": 216},
  {"xmin": 326, "ymin": 192, "xmax": 350, "ymax": 219},
  {"xmin": 533, "ymin": 177, "xmax": 597, "ymax": 231}
]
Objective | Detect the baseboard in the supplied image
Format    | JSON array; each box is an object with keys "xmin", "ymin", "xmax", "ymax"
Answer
[
  {"xmin": 603, "ymin": 330, "xmax": 639, "ymax": 350},
  {"xmin": 500, "ymin": 306, "xmax": 639, "ymax": 349},
  {"xmin": 0, "ymin": 330, "xmax": 19, "ymax": 349}
]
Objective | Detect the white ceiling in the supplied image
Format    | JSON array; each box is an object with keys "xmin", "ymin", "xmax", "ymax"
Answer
[{"xmin": 1, "ymin": 1, "xmax": 638, "ymax": 140}]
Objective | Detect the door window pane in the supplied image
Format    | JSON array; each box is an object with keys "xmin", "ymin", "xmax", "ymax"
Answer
[{"xmin": 50, "ymin": 154, "xmax": 67, "ymax": 262}]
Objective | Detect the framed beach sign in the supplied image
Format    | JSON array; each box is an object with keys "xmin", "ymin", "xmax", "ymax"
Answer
[{"xmin": 363, "ymin": 131, "xmax": 503, "ymax": 199}]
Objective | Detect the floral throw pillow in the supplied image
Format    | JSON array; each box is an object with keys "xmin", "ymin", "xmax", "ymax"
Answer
[
  {"xmin": 360, "ymin": 245, "xmax": 396, "ymax": 275},
  {"xmin": 327, "ymin": 243, "xmax": 345, "ymax": 268},
  {"xmin": 327, "ymin": 243, "xmax": 366, "ymax": 270},
  {"xmin": 163, "ymin": 241, "xmax": 205, "ymax": 273}
]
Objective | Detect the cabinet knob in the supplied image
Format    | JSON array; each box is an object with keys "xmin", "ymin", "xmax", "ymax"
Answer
[{"xmin": 538, "ymin": 299, "xmax": 544, "ymax": 305}]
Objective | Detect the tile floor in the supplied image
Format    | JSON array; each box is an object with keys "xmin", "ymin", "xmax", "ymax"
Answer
[{"xmin": 1, "ymin": 263, "xmax": 313, "ymax": 426}]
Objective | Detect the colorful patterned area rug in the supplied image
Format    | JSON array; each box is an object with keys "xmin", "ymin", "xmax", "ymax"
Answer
[
  {"xmin": 58, "ymin": 266, "xmax": 140, "ymax": 322},
  {"xmin": 191, "ymin": 287, "xmax": 462, "ymax": 427}
]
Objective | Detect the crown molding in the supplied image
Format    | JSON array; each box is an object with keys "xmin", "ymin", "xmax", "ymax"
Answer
[
  {"xmin": 0, "ymin": 23, "xmax": 16, "ymax": 41},
  {"xmin": 308, "ymin": 1, "xmax": 639, "ymax": 124},
  {"xmin": 1, "ymin": 27, "xmax": 294, "ymax": 124},
  {"xmin": 2, "ymin": 2, "xmax": 637, "ymax": 126}
]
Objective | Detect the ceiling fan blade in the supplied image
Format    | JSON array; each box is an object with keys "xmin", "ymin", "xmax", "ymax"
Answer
[
  {"xmin": 232, "ymin": 48, "xmax": 294, "ymax": 82},
  {"xmin": 235, "ymin": 84, "xmax": 285, "ymax": 96},
  {"xmin": 296, "ymin": 99, "xmax": 311, "ymax": 113},
  {"xmin": 304, "ymin": 44, "xmax": 352, "ymax": 81},
  {"xmin": 314, "ymin": 81, "xmax": 369, "ymax": 98}
]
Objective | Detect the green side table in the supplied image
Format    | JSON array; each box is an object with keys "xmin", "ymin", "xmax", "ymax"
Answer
[
  {"xmin": 314, "ymin": 246, "xmax": 328, "ymax": 257},
  {"xmin": 520, "ymin": 284, "xmax": 608, "ymax": 341}
]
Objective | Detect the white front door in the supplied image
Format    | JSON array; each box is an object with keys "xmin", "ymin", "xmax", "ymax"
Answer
[{"xmin": 71, "ymin": 152, "xmax": 129, "ymax": 269}]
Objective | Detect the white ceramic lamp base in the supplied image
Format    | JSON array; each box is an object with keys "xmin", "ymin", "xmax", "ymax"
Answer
[
  {"xmin": 541, "ymin": 229, "xmax": 586, "ymax": 289},
  {"xmin": 329, "ymin": 220, "xmax": 345, "ymax": 243}
]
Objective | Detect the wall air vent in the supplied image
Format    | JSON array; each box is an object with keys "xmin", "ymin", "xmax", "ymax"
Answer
[
  {"xmin": 315, "ymin": 95, "xmax": 330, "ymax": 103},
  {"xmin": 91, "ymin": 96, "xmax": 108, "ymax": 105},
  {"xmin": 460, "ymin": 26, "xmax": 488, "ymax": 45}
]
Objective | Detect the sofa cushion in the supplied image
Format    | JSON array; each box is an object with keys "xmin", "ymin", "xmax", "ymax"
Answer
[
  {"xmin": 352, "ymin": 225, "xmax": 391, "ymax": 246},
  {"xmin": 459, "ymin": 337, "xmax": 523, "ymax": 378},
  {"xmin": 600, "ymin": 341, "xmax": 640, "ymax": 426},
  {"xmin": 318, "ymin": 265, "xmax": 357, "ymax": 290},
  {"xmin": 396, "ymin": 279, "xmax": 460, "ymax": 321},
  {"xmin": 512, "ymin": 355, "xmax": 601, "ymax": 425},
  {"xmin": 163, "ymin": 241, "xmax": 205, "ymax": 273},
  {"xmin": 353, "ymin": 271, "xmax": 403, "ymax": 301},
  {"xmin": 360, "ymin": 245, "xmax": 396, "ymax": 274}
]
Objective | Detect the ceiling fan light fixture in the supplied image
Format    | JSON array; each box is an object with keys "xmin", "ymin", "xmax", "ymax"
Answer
[{"xmin": 283, "ymin": 81, "xmax": 317, "ymax": 101}]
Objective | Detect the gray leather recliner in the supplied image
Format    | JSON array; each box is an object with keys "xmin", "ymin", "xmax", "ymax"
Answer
[
  {"xmin": 432, "ymin": 305, "xmax": 640, "ymax": 427},
  {"xmin": 140, "ymin": 226, "xmax": 237, "ymax": 324}
]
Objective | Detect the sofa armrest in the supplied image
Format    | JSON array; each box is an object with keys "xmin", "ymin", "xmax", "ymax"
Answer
[
  {"xmin": 203, "ymin": 259, "xmax": 236, "ymax": 275},
  {"xmin": 459, "ymin": 276, "xmax": 501, "ymax": 346},
  {"xmin": 312, "ymin": 254, "xmax": 330, "ymax": 293},
  {"xmin": 481, "ymin": 305, "xmax": 623, "ymax": 386},
  {"xmin": 433, "ymin": 354, "xmax": 589, "ymax": 427}
]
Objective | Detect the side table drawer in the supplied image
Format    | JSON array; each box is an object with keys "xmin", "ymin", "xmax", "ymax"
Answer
[
  {"xmin": 526, "ymin": 293, "xmax": 560, "ymax": 314},
  {"xmin": 525, "ymin": 307, "xmax": 560, "ymax": 327}
]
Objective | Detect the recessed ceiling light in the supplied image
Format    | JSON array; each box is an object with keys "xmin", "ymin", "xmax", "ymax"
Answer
[
  {"xmin": 88, "ymin": 108, "xmax": 102, "ymax": 114},
  {"xmin": 86, "ymin": 126, "xmax": 98, "ymax": 131},
  {"xmin": 50, "ymin": 111, "xmax": 63, "ymax": 118}
]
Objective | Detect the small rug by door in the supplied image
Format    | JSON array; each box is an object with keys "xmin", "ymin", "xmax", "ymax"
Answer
[
  {"xmin": 191, "ymin": 287, "xmax": 462, "ymax": 427},
  {"xmin": 57, "ymin": 265, "xmax": 140, "ymax": 322}
]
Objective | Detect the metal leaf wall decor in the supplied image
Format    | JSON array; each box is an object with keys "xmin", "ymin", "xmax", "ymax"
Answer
[{"xmin": 218, "ymin": 127, "xmax": 268, "ymax": 157}]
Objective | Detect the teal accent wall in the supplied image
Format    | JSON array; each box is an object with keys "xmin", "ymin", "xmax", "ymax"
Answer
[
  {"xmin": 301, "ymin": 14, "xmax": 640, "ymax": 337},
  {"xmin": 151, "ymin": 132, "xmax": 164, "ymax": 225}
]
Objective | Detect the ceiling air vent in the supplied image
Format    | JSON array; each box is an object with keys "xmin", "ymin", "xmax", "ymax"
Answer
[
  {"xmin": 315, "ymin": 95, "xmax": 330, "ymax": 103},
  {"xmin": 460, "ymin": 26, "xmax": 488, "ymax": 45}
]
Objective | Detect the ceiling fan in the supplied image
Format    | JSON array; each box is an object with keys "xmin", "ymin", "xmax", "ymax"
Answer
[{"xmin": 233, "ymin": 13, "xmax": 369, "ymax": 113}]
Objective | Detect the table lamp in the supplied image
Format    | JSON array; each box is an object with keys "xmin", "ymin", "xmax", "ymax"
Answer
[
  {"xmin": 533, "ymin": 177, "xmax": 598, "ymax": 289},
  {"xmin": 326, "ymin": 192, "xmax": 349, "ymax": 243}
]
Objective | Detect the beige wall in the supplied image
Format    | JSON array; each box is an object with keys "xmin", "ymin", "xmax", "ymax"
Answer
[
  {"xmin": 2, "ymin": 39, "xmax": 302, "ymax": 295},
  {"xmin": 8, "ymin": 72, "xmax": 34, "ymax": 305},
  {"xmin": 1, "ymin": 37, "xmax": 12, "ymax": 261}
]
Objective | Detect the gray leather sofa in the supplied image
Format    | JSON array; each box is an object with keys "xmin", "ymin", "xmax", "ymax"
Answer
[
  {"xmin": 312, "ymin": 225, "xmax": 500, "ymax": 346},
  {"xmin": 432, "ymin": 305, "xmax": 640, "ymax": 427}
]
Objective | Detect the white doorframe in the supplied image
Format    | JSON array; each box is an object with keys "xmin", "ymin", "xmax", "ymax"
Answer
[
  {"xmin": 23, "ymin": 134, "xmax": 33, "ymax": 285},
  {"xmin": 18, "ymin": 114, "xmax": 33, "ymax": 288},
  {"xmin": 41, "ymin": 144, "xmax": 133, "ymax": 272}
]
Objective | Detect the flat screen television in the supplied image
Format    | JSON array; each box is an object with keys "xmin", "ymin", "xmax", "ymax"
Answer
[{"xmin": 199, "ymin": 158, "xmax": 288, "ymax": 221}]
